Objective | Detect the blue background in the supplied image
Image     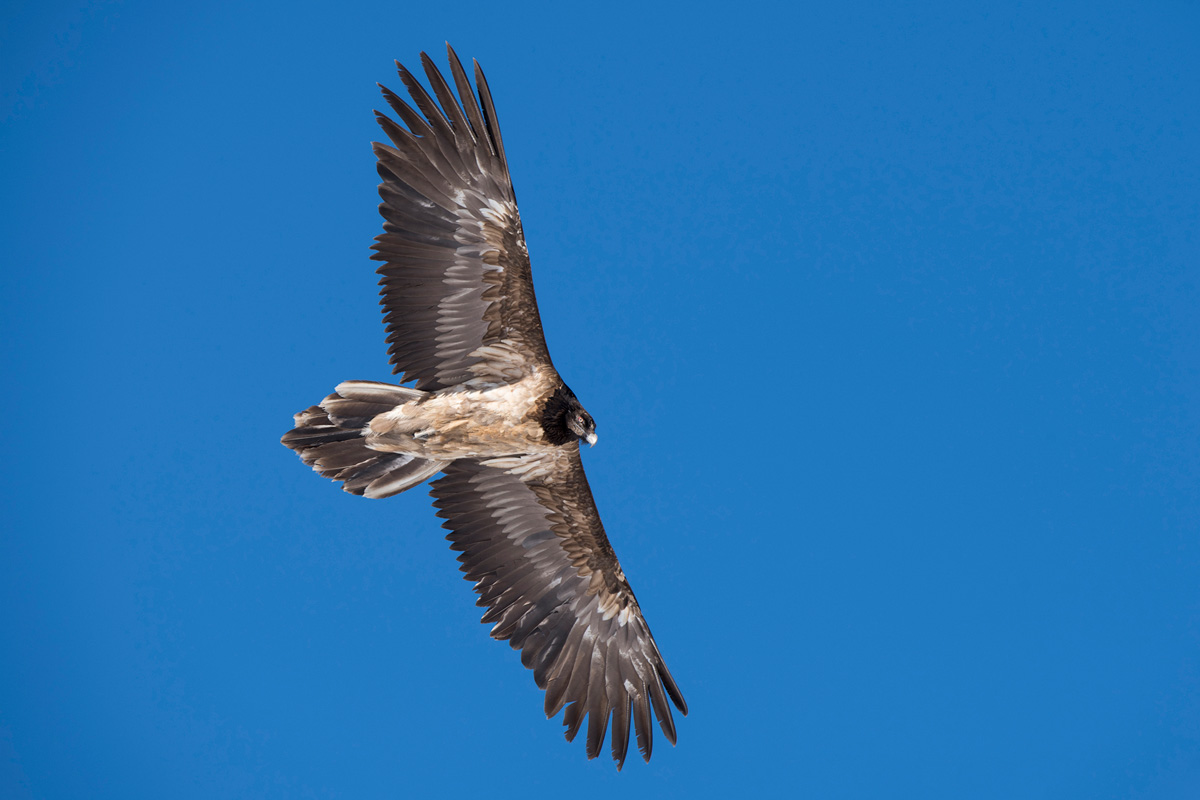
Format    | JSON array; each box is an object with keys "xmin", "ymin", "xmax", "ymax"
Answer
[{"xmin": 3, "ymin": 1, "xmax": 1198, "ymax": 797}]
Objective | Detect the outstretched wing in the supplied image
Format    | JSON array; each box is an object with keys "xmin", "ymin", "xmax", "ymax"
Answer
[
  {"xmin": 429, "ymin": 448, "xmax": 687, "ymax": 768},
  {"xmin": 370, "ymin": 45, "xmax": 554, "ymax": 391}
]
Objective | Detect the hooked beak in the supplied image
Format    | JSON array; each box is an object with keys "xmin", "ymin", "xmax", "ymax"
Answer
[{"xmin": 585, "ymin": 432, "xmax": 598, "ymax": 447}]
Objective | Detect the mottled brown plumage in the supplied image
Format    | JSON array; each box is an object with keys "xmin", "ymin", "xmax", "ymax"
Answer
[{"xmin": 281, "ymin": 44, "xmax": 686, "ymax": 768}]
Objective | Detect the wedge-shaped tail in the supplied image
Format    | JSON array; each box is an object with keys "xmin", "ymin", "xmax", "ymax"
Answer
[{"xmin": 282, "ymin": 381, "xmax": 448, "ymax": 499}]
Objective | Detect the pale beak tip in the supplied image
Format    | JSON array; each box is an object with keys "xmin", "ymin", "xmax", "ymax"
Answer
[{"xmin": 586, "ymin": 433, "xmax": 598, "ymax": 446}]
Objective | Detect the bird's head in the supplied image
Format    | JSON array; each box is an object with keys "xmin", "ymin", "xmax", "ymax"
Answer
[
  {"xmin": 565, "ymin": 404, "xmax": 598, "ymax": 447},
  {"xmin": 543, "ymin": 383, "xmax": 598, "ymax": 447}
]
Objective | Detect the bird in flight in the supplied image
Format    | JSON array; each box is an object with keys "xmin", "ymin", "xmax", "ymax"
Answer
[{"xmin": 282, "ymin": 44, "xmax": 686, "ymax": 768}]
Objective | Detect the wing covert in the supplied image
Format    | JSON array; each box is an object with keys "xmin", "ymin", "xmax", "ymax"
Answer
[
  {"xmin": 370, "ymin": 45, "xmax": 554, "ymax": 390},
  {"xmin": 429, "ymin": 448, "xmax": 687, "ymax": 767}
]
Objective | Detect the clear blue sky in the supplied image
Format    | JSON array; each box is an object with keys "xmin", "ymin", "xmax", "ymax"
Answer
[{"xmin": 3, "ymin": 1, "xmax": 1198, "ymax": 797}]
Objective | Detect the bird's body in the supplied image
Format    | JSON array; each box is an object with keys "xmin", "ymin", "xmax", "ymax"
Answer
[
  {"xmin": 282, "ymin": 45, "xmax": 685, "ymax": 768},
  {"xmin": 359, "ymin": 373, "xmax": 556, "ymax": 458}
]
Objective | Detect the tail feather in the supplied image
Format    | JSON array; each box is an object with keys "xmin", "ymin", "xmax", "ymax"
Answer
[
  {"xmin": 282, "ymin": 382, "xmax": 448, "ymax": 499},
  {"xmin": 323, "ymin": 380, "xmax": 424, "ymax": 427},
  {"xmin": 305, "ymin": 437, "xmax": 380, "ymax": 471},
  {"xmin": 343, "ymin": 453, "xmax": 447, "ymax": 499}
]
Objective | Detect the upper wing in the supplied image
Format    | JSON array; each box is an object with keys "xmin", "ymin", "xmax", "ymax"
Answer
[
  {"xmin": 370, "ymin": 45, "xmax": 554, "ymax": 391},
  {"xmin": 429, "ymin": 448, "xmax": 687, "ymax": 768}
]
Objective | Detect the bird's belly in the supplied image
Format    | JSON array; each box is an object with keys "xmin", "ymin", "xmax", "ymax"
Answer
[
  {"xmin": 415, "ymin": 418, "xmax": 546, "ymax": 459},
  {"xmin": 367, "ymin": 380, "xmax": 549, "ymax": 459}
]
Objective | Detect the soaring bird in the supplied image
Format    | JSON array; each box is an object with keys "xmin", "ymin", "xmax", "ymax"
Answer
[{"xmin": 282, "ymin": 45, "xmax": 686, "ymax": 768}]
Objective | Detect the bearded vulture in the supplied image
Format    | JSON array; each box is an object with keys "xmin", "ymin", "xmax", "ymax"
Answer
[{"xmin": 281, "ymin": 45, "xmax": 687, "ymax": 768}]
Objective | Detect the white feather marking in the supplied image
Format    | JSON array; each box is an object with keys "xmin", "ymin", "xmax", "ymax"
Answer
[{"xmin": 478, "ymin": 198, "xmax": 517, "ymax": 227}]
